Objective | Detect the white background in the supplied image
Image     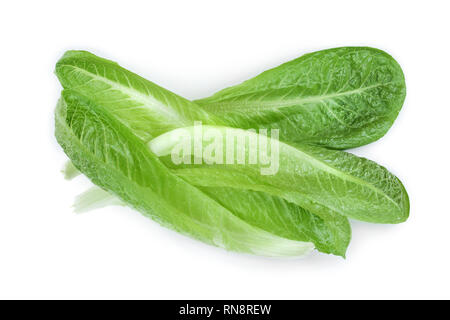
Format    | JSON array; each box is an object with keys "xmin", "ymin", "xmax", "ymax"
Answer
[{"xmin": 0, "ymin": 0, "xmax": 449, "ymax": 299}]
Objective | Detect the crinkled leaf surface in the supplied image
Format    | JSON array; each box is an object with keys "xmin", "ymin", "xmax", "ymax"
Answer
[
  {"xmin": 56, "ymin": 50, "xmax": 220, "ymax": 141},
  {"xmin": 198, "ymin": 186, "xmax": 350, "ymax": 256},
  {"xmin": 56, "ymin": 51, "xmax": 352, "ymax": 256},
  {"xmin": 151, "ymin": 126, "xmax": 409, "ymax": 224},
  {"xmin": 55, "ymin": 91, "xmax": 349, "ymax": 256},
  {"xmin": 72, "ymin": 183, "xmax": 349, "ymax": 256},
  {"xmin": 195, "ymin": 47, "xmax": 406, "ymax": 149}
]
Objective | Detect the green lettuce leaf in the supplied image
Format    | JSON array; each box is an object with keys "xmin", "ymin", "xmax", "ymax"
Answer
[
  {"xmin": 55, "ymin": 91, "xmax": 355, "ymax": 256},
  {"xmin": 150, "ymin": 126, "xmax": 409, "ymax": 224},
  {"xmin": 195, "ymin": 47, "xmax": 406, "ymax": 149},
  {"xmin": 55, "ymin": 50, "xmax": 409, "ymax": 256},
  {"xmin": 55, "ymin": 51, "xmax": 352, "ymax": 256},
  {"xmin": 56, "ymin": 50, "xmax": 221, "ymax": 141}
]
